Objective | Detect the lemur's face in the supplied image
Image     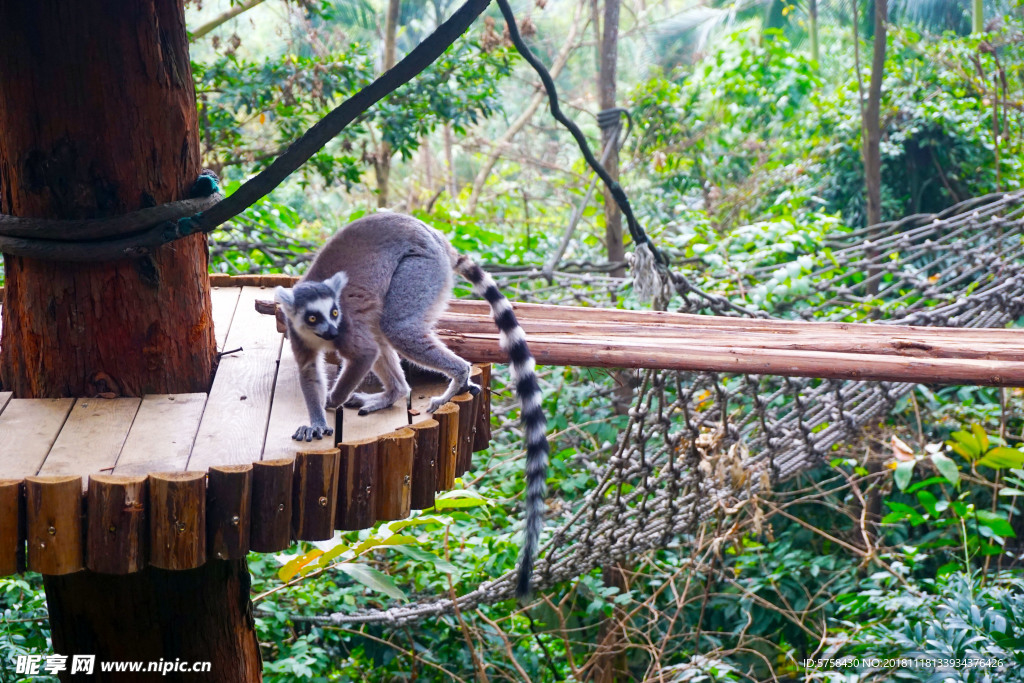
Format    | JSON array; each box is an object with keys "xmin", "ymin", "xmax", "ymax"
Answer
[{"xmin": 275, "ymin": 272, "xmax": 348, "ymax": 343}]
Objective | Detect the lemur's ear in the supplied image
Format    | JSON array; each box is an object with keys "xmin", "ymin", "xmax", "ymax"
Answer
[
  {"xmin": 325, "ymin": 272, "xmax": 349, "ymax": 297},
  {"xmin": 274, "ymin": 286, "xmax": 295, "ymax": 312}
]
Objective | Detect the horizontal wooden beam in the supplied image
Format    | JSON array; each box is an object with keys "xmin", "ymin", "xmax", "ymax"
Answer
[{"xmin": 251, "ymin": 285, "xmax": 1024, "ymax": 386}]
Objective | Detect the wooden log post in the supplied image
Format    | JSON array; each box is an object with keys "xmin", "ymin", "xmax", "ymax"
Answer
[
  {"xmin": 0, "ymin": 480, "xmax": 24, "ymax": 577},
  {"xmin": 433, "ymin": 403, "xmax": 460, "ymax": 491},
  {"xmin": 250, "ymin": 459, "xmax": 294, "ymax": 553},
  {"xmin": 207, "ymin": 465, "xmax": 252, "ymax": 561},
  {"xmin": 452, "ymin": 392, "xmax": 477, "ymax": 477},
  {"xmin": 86, "ymin": 476, "xmax": 147, "ymax": 575},
  {"xmin": 472, "ymin": 363, "xmax": 492, "ymax": 451},
  {"xmin": 375, "ymin": 428, "xmax": 414, "ymax": 521},
  {"xmin": 293, "ymin": 447, "xmax": 340, "ymax": 540},
  {"xmin": 337, "ymin": 438, "xmax": 378, "ymax": 530},
  {"xmin": 409, "ymin": 420, "xmax": 439, "ymax": 510},
  {"xmin": 25, "ymin": 476, "xmax": 84, "ymax": 576},
  {"xmin": 149, "ymin": 472, "xmax": 206, "ymax": 571}
]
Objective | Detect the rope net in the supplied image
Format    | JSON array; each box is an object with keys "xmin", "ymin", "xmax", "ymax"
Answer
[{"xmin": 306, "ymin": 190, "xmax": 1024, "ymax": 627}]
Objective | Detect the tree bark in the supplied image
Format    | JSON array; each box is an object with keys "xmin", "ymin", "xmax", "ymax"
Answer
[
  {"xmin": 863, "ymin": 0, "xmax": 886, "ymax": 228},
  {"xmin": 45, "ymin": 561, "xmax": 261, "ymax": 682},
  {"xmin": 374, "ymin": 0, "xmax": 402, "ymax": 208},
  {"xmin": 0, "ymin": 2, "xmax": 258, "ymax": 678},
  {"xmin": 0, "ymin": 0, "xmax": 215, "ymax": 398},
  {"xmin": 599, "ymin": 0, "xmax": 624, "ymax": 278}
]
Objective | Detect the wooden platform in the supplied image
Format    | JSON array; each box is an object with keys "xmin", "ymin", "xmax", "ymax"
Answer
[{"xmin": 0, "ymin": 283, "xmax": 491, "ymax": 577}]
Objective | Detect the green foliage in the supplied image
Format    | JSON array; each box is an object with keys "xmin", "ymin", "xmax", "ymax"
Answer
[
  {"xmin": 195, "ymin": 37, "xmax": 513, "ymax": 187},
  {"xmin": 0, "ymin": 575, "xmax": 55, "ymax": 683},
  {"xmin": 816, "ymin": 25, "xmax": 1024, "ymax": 227},
  {"xmin": 831, "ymin": 571, "xmax": 1024, "ymax": 681}
]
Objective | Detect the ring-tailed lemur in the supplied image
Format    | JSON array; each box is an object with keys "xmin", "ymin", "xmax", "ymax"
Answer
[{"xmin": 274, "ymin": 212, "xmax": 549, "ymax": 597}]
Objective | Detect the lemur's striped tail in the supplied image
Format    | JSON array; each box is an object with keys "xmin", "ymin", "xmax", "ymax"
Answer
[{"xmin": 454, "ymin": 254, "xmax": 549, "ymax": 598}]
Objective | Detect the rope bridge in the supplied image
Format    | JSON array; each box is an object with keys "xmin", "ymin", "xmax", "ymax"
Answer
[{"xmin": 300, "ymin": 189, "xmax": 1024, "ymax": 626}]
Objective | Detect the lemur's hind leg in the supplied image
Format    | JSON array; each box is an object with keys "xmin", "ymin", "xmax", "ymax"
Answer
[
  {"xmin": 380, "ymin": 254, "xmax": 478, "ymax": 413},
  {"xmin": 343, "ymin": 344, "xmax": 410, "ymax": 415}
]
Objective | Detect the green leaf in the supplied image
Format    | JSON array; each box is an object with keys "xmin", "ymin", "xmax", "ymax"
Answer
[
  {"xmin": 316, "ymin": 543, "xmax": 351, "ymax": 567},
  {"xmin": 385, "ymin": 516, "xmax": 449, "ymax": 533},
  {"xmin": 279, "ymin": 549, "xmax": 323, "ymax": 582},
  {"xmin": 391, "ymin": 545, "xmax": 461, "ymax": 575},
  {"xmin": 949, "ymin": 431, "xmax": 980, "ymax": 458},
  {"xmin": 894, "ymin": 460, "xmax": 915, "ymax": 491},
  {"xmin": 916, "ymin": 490, "xmax": 938, "ymax": 517},
  {"xmin": 977, "ymin": 447, "xmax": 1024, "ymax": 470},
  {"xmin": 432, "ymin": 490, "xmax": 491, "ymax": 510},
  {"xmin": 350, "ymin": 534, "xmax": 417, "ymax": 556},
  {"xmin": 975, "ymin": 510, "xmax": 1016, "ymax": 538},
  {"xmin": 906, "ymin": 476, "xmax": 949, "ymax": 494},
  {"xmin": 998, "ymin": 488, "xmax": 1024, "ymax": 496},
  {"xmin": 947, "ymin": 442, "xmax": 975, "ymax": 462},
  {"xmin": 930, "ymin": 452, "xmax": 960, "ymax": 486},
  {"xmin": 337, "ymin": 563, "xmax": 407, "ymax": 601},
  {"xmin": 971, "ymin": 423, "xmax": 989, "ymax": 452}
]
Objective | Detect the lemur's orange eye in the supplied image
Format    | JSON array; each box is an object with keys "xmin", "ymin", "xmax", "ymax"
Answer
[
  {"xmin": 331, "ymin": 309, "xmax": 339, "ymax": 318},
  {"xmin": 307, "ymin": 315, "xmax": 317, "ymax": 324}
]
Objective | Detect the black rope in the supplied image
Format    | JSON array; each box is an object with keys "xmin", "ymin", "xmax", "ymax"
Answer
[
  {"xmin": 0, "ymin": 0, "xmax": 493, "ymax": 262},
  {"xmin": 495, "ymin": 0, "xmax": 667, "ymax": 267}
]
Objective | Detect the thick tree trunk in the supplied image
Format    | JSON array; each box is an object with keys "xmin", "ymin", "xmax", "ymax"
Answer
[
  {"xmin": 0, "ymin": 0, "xmax": 215, "ymax": 398},
  {"xmin": 599, "ymin": 0, "xmax": 625, "ymax": 278},
  {"xmin": 45, "ymin": 561, "xmax": 261, "ymax": 682},
  {"xmin": 0, "ymin": 2, "xmax": 259, "ymax": 679}
]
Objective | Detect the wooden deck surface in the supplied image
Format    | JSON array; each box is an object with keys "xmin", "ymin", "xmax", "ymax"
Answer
[
  {"xmin": 0, "ymin": 285, "xmax": 430, "ymax": 486},
  {"xmin": 0, "ymin": 283, "xmax": 490, "ymax": 577}
]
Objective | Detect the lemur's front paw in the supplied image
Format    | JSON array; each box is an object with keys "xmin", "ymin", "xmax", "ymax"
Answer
[
  {"xmin": 460, "ymin": 381, "xmax": 481, "ymax": 397},
  {"xmin": 426, "ymin": 396, "xmax": 448, "ymax": 413},
  {"xmin": 292, "ymin": 424, "xmax": 334, "ymax": 442}
]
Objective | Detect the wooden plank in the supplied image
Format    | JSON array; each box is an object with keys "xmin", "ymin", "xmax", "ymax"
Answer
[
  {"xmin": 211, "ymin": 286, "xmax": 242, "ymax": 351},
  {"xmin": 340, "ymin": 401, "xmax": 408, "ymax": 443},
  {"xmin": 86, "ymin": 475, "xmax": 146, "ymax": 575},
  {"xmin": 263, "ymin": 347, "xmax": 337, "ymax": 460},
  {"xmin": 410, "ymin": 379, "xmax": 452, "ymax": 424},
  {"xmin": 442, "ymin": 331, "xmax": 1024, "ymax": 387},
  {"xmin": 0, "ymin": 399, "xmax": 74, "ymax": 479},
  {"xmin": 442, "ymin": 300, "xmax": 1024, "ymax": 342},
  {"xmin": 188, "ymin": 287, "xmax": 284, "ymax": 471},
  {"xmin": 38, "ymin": 398, "xmax": 141, "ymax": 485},
  {"xmin": 442, "ymin": 317, "xmax": 1024, "ymax": 360},
  {"xmin": 115, "ymin": 394, "xmax": 207, "ymax": 476},
  {"xmin": 25, "ymin": 476, "xmax": 83, "ymax": 575}
]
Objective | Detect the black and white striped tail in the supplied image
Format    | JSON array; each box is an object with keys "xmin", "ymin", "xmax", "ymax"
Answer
[{"xmin": 454, "ymin": 255, "xmax": 549, "ymax": 598}]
